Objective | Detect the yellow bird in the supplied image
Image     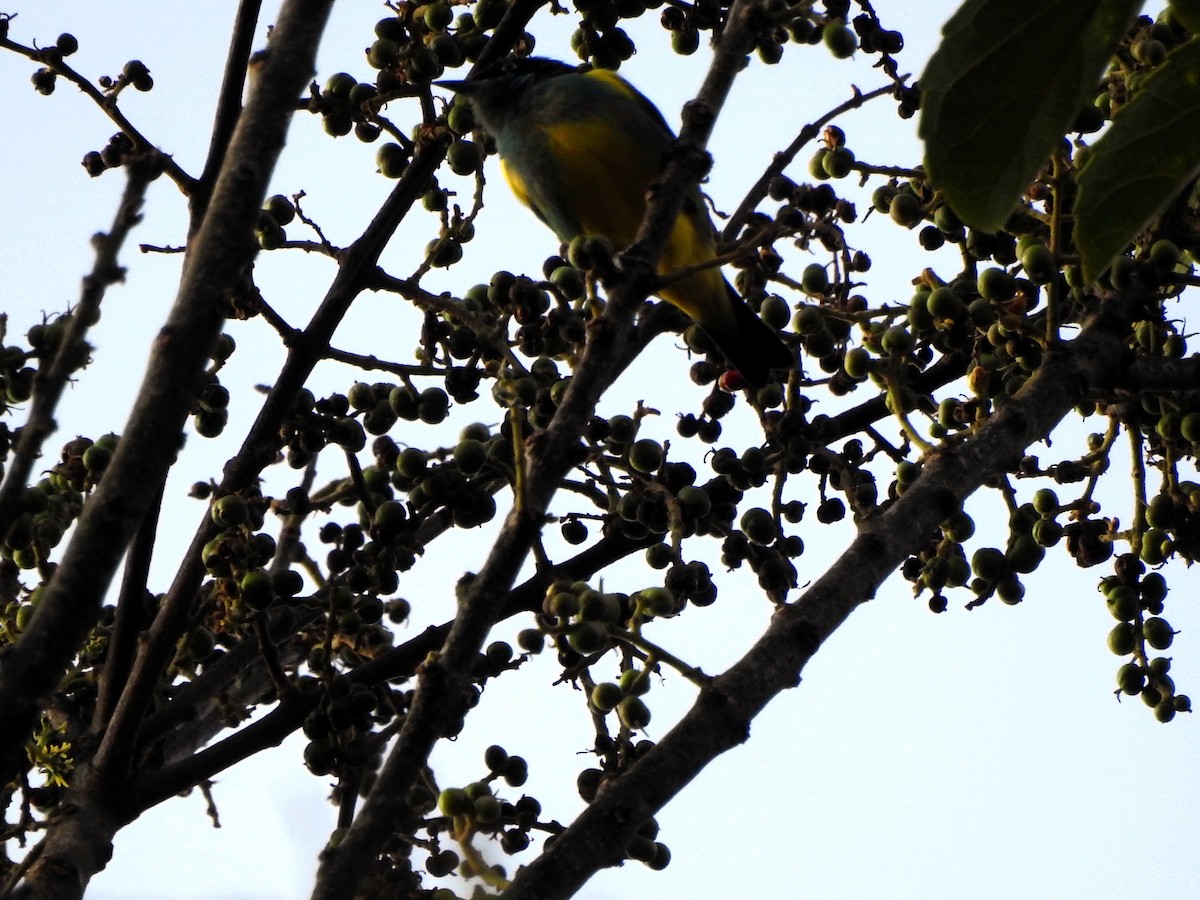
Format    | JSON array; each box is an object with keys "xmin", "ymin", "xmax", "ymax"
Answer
[{"xmin": 441, "ymin": 57, "xmax": 794, "ymax": 386}]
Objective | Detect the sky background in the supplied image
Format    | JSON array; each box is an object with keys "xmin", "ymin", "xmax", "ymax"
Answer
[{"xmin": 2, "ymin": 2, "xmax": 1198, "ymax": 898}]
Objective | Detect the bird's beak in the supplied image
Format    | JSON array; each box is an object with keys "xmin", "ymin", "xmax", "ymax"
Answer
[{"xmin": 434, "ymin": 79, "xmax": 472, "ymax": 94}]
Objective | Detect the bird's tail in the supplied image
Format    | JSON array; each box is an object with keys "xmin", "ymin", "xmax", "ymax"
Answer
[
  {"xmin": 695, "ymin": 282, "xmax": 793, "ymax": 387},
  {"xmin": 712, "ymin": 295, "xmax": 793, "ymax": 386},
  {"xmin": 658, "ymin": 263, "xmax": 793, "ymax": 387}
]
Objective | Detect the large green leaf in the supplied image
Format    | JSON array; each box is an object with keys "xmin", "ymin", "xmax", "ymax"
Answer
[
  {"xmin": 920, "ymin": 0, "xmax": 1141, "ymax": 231},
  {"xmin": 1076, "ymin": 37, "xmax": 1200, "ymax": 282},
  {"xmin": 1170, "ymin": 0, "xmax": 1200, "ymax": 34}
]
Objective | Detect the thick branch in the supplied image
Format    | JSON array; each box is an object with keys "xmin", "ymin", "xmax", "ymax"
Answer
[
  {"xmin": 1117, "ymin": 353, "xmax": 1200, "ymax": 394},
  {"xmin": 10, "ymin": 2, "xmax": 337, "ymax": 896},
  {"xmin": 90, "ymin": 58, "xmax": 455, "ymax": 787},
  {"xmin": 500, "ymin": 289, "xmax": 1139, "ymax": 899},
  {"xmin": 0, "ymin": 37, "xmax": 196, "ymax": 192},
  {"xmin": 132, "ymin": 529, "xmax": 654, "ymax": 811},
  {"xmin": 309, "ymin": 5, "xmax": 759, "ymax": 898},
  {"xmin": 92, "ymin": 483, "xmax": 163, "ymax": 727},
  {"xmin": 0, "ymin": 170, "xmax": 147, "ymax": 542},
  {"xmin": 192, "ymin": 0, "xmax": 265, "ymax": 228}
]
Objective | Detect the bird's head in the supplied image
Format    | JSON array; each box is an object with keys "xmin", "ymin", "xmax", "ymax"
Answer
[{"xmin": 436, "ymin": 56, "xmax": 579, "ymax": 134}]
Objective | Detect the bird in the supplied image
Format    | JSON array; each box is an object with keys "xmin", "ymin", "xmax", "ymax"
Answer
[{"xmin": 439, "ymin": 56, "xmax": 794, "ymax": 387}]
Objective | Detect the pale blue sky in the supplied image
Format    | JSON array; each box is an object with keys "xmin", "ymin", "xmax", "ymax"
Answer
[{"xmin": 2, "ymin": 3, "xmax": 1196, "ymax": 899}]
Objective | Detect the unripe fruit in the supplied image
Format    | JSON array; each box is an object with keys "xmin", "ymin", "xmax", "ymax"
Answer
[
  {"xmin": 1181, "ymin": 412, "xmax": 1200, "ymax": 443},
  {"xmin": 577, "ymin": 589, "xmax": 621, "ymax": 624},
  {"xmin": 447, "ymin": 139, "xmax": 483, "ymax": 176},
  {"xmin": 1143, "ymin": 616, "xmax": 1174, "ymax": 650},
  {"xmin": 740, "ymin": 507, "xmax": 776, "ymax": 545},
  {"xmin": 1107, "ymin": 622, "xmax": 1136, "ymax": 655},
  {"xmin": 676, "ymin": 485, "xmax": 711, "ymax": 518},
  {"xmin": 843, "ymin": 346, "xmax": 871, "ymax": 379},
  {"xmin": 1107, "ymin": 586, "xmax": 1139, "ymax": 622},
  {"xmin": 971, "ymin": 547, "xmax": 1007, "ymax": 581},
  {"xmin": 438, "ymin": 787, "xmax": 472, "ymax": 816},
  {"xmin": 1141, "ymin": 529, "xmax": 1168, "ymax": 565},
  {"xmin": 637, "ymin": 587, "xmax": 676, "ymax": 617},
  {"xmin": 567, "ymin": 621, "xmax": 609, "ymax": 654},
  {"xmin": 617, "ymin": 696, "xmax": 651, "ymax": 730},
  {"xmin": 1140, "ymin": 571, "xmax": 1168, "ymax": 604},
  {"xmin": 628, "ymin": 438, "xmax": 664, "ymax": 474},
  {"xmin": 453, "ymin": 438, "xmax": 488, "ymax": 475},
  {"xmin": 240, "ymin": 569, "xmax": 276, "ymax": 611},
  {"xmin": 881, "ymin": 325, "xmax": 915, "ymax": 355},
  {"xmin": 823, "ymin": 21, "xmax": 858, "ymax": 58},
  {"xmin": 367, "ymin": 38, "xmax": 400, "ymax": 69},
  {"xmin": 265, "ymin": 194, "xmax": 295, "ymax": 226},
  {"xmin": 1032, "ymin": 518, "xmax": 1060, "ymax": 547},
  {"xmin": 211, "ymin": 494, "xmax": 249, "ymax": 527},
  {"xmin": 517, "ymin": 628, "xmax": 544, "ymax": 654},
  {"xmin": 375, "ymin": 142, "xmax": 408, "ymax": 178},
  {"xmin": 801, "ymin": 263, "xmax": 830, "ymax": 295},
  {"xmin": 1155, "ymin": 699, "xmax": 1176, "ymax": 723},
  {"xmin": 483, "ymin": 744, "xmax": 508, "ymax": 773},
  {"xmin": 424, "ymin": 2, "xmax": 454, "ymax": 30},
  {"xmin": 591, "ymin": 682, "xmax": 622, "ymax": 712},
  {"xmin": 888, "ymin": 192, "xmax": 922, "ymax": 228},
  {"xmin": 1021, "ymin": 242, "xmax": 1057, "ymax": 284},
  {"xmin": 996, "ymin": 574, "xmax": 1024, "ymax": 604},
  {"xmin": 822, "ymin": 147, "xmax": 855, "ymax": 179},
  {"xmin": 1032, "ymin": 488, "xmax": 1059, "ymax": 516},
  {"xmin": 926, "ymin": 286, "xmax": 964, "ymax": 321},
  {"xmin": 1149, "ymin": 239, "xmax": 1180, "ymax": 272},
  {"xmin": 872, "ymin": 184, "xmax": 898, "ymax": 212},
  {"xmin": 808, "ymin": 149, "xmax": 831, "ymax": 181},
  {"xmin": 977, "ymin": 266, "xmax": 1016, "ymax": 301},
  {"xmin": 1117, "ymin": 662, "xmax": 1145, "ymax": 695}
]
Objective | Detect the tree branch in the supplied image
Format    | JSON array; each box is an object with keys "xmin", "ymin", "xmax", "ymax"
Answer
[
  {"xmin": 86, "ymin": 136, "xmax": 461, "ymax": 794},
  {"xmin": 132, "ymin": 529, "xmax": 654, "ymax": 811},
  {"xmin": 309, "ymin": 4, "xmax": 758, "ymax": 896},
  {"xmin": 91, "ymin": 482, "xmax": 163, "ymax": 727},
  {"xmin": 10, "ymin": 2, "xmax": 338, "ymax": 895},
  {"xmin": 500, "ymin": 287, "xmax": 1141, "ymax": 899},
  {"xmin": 0, "ymin": 169, "xmax": 147, "ymax": 546},
  {"xmin": 1116, "ymin": 353, "xmax": 1200, "ymax": 394},
  {"xmin": 0, "ymin": 37, "xmax": 196, "ymax": 193},
  {"xmin": 192, "ymin": 0, "xmax": 265, "ymax": 228}
]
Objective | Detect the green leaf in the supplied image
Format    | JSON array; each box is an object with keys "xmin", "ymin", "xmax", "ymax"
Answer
[
  {"xmin": 1076, "ymin": 37, "xmax": 1200, "ymax": 282},
  {"xmin": 1169, "ymin": 0, "xmax": 1200, "ymax": 34},
  {"xmin": 920, "ymin": 0, "xmax": 1141, "ymax": 231}
]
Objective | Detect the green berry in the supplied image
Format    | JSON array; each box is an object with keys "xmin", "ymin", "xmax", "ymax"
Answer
[
  {"xmin": 880, "ymin": 325, "xmax": 915, "ymax": 355},
  {"xmin": 971, "ymin": 546, "xmax": 1008, "ymax": 581},
  {"xmin": 823, "ymin": 22, "xmax": 858, "ymax": 58},
  {"xmin": 888, "ymin": 192, "xmax": 922, "ymax": 228},
  {"xmin": 637, "ymin": 587, "xmax": 676, "ymax": 617},
  {"xmin": 740, "ymin": 507, "xmax": 777, "ymax": 545},
  {"xmin": 211, "ymin": 494, "xmax": 249, "ymax": 527},
  {"xmin": 617, "ymin": 696, "xmax": 651, "ymax": 730},
  {"xmin": 1021, "ymin": 243, "xmax": 1057, "ymax": 284},
  {"xmin": 1144, "ymin": 616, "xmax": 1174, "ymax": 650},
  {"xmin": 240, "ymin": 569, "xmax": 276, "ymax": 611},
  {"xmin": 423, "ymin": 2, "xmax": 454, "ymax": 30},
  {"xmin": 1107, "ymin": 622, "xmax": 1136, "ymax": 655},
  {"xmin": 1032, "ymin": 488, "xmax": 1059, "ymax": 516},
  {"xmin": 438, "ymin": 787, "xmax": 471, "ymax": 816},
  {"xmin": 591, "ymin": 682, "xmax": 622, "ymax": 712},
  {"xmin": 977, "ymin": 267, "xmax": 1016, "ymax": 301},
  {"xmin": 375, "ymin": 142, "xmax": 408, "ymax": 178},
  {"xmin": 822, "ymin": 146, "xmax": 855, "ymax": 178},
  {"xmin": 628, "ymin": 438, "xmax": 664, "ymax": 474},
  {"xmin": 801, "ymin": 263, "xmax": 829, "ymax": 295}
]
